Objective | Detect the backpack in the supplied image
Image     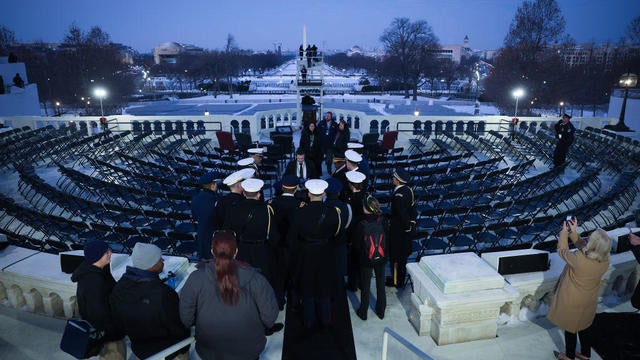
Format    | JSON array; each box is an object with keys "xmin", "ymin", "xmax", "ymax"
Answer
[{"xmin": 361, "ymin": 216, "xmax": 386, "ymax": 264}]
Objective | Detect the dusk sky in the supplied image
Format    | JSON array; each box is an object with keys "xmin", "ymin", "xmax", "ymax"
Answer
[{"xmin": 2, "ymin": 0, "xmax": 638, "ymax": 53}]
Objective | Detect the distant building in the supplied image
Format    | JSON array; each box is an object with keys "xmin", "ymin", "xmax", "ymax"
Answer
[
  {"xmin": 553, "ymin": 43, "xmax": 639, "ymax": 70},
  {"xmin": 153, "ymin": 42, "xmax": 205, "ymax": 64}
]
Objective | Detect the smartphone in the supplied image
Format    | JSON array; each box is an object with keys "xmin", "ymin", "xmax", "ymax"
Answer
[{"xmin": 566, "ymin": 215, "xmax": 573, "ymax": 222}]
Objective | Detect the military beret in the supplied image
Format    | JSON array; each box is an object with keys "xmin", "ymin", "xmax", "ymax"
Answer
[{"xmin": 198, "ymin": 171, "xmax": 220, "ymax": 185}]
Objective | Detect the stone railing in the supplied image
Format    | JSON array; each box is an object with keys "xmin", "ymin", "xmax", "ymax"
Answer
[
  {"xmin": 0, "ymin": 244, "xmax": 191, "ymax": 319},
  {"xmin": 407, "ymin": 228, "xmax": 639, "ymax": 345}
]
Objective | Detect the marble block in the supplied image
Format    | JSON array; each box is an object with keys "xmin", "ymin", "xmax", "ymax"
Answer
[
  {"xmin": 419, "ymin": 252, "xmax": 505, "ymax": 294},
  {"xmin": 408, "ymin": 254, "xmax": 519, "ymax": 345}
]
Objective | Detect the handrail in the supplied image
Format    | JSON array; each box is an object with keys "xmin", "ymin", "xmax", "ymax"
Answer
[
  {"xmin": 144, "ymin": 336, "xmax": 195, "ymax": 360},
  {"xmin": 381, "ymin": 327, "xmax": 434, "ymax": 360}
]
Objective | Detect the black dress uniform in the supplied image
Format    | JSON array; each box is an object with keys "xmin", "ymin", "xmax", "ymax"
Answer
[
  {"xmin": 346, "ymin": 190, "xmax": 366, "ymax": 291},
  {"xmin": 553, "ymin": 115, "xmax": 575, "ymax": 167},
  {"xmin": 223, "ymin": 198, "xmax": 279, "ymax": 286},
  {"xmin": 325, "ymin": 178, "xmax": 352, "ymax": 290},
  {"xmin": 388, "ymin": 177, "xmax": 416, "ymax": 288},
  {"xmin": 268, "ymin": 182, "xmax": 305, "ymax": 309},
  {"xmin": 288, "ymin": 201, "xmax": 341, "ymax": 329},
  {"xmin": 214, "ymin": 192, "xmax": 244, "ymax": 229}
]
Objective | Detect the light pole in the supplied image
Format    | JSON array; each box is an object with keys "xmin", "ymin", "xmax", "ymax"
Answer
[
  {"xmin": 605, "ymin": 73, "xmax": 637, "ymax": 132},
  {"xmin": 559, "ymin": 101, "xmax": 564, "ymax": 116},
  {"xmin": 94, "ymin": 88, "xmax": 107, "ymax": 117},
  {"xmin": 512, "ymin": 88, "xmax": 524, "ymax": 117}
]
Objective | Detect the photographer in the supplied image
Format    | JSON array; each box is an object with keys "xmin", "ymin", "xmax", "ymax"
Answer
[
  {"xmin": 548, "ymin": 217, "xmax": 611, "ymax": 360},
  {"xmin": 628, "ymin": 232, "xmax": 640, "ymax": 310}
]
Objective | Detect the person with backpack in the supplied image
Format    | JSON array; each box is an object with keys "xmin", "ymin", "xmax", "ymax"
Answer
[{"xmin": 352, "ymin": 194, "xmax": 388, "ymax": 320}]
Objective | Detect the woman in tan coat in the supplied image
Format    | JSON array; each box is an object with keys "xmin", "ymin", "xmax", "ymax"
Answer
[{"xmin": 547, "ymin": 218, "xmax": 611, "ymax": 360}]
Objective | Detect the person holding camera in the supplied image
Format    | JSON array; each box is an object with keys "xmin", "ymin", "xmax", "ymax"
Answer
[{"xmin": 548, "ymin": 217, "xmax": 611, "ymax": 360}]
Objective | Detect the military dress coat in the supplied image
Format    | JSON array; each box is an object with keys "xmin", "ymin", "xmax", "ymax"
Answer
[{"xmin": 547, "ymin": 231, "xmax": 609, "ymax": 333}]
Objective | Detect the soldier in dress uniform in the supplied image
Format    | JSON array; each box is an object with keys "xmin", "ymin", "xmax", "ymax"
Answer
[
  {"xmin": 345, "ymin": 170, "xmax": 367, "ymax": 292},
  {"xmin": 386, "ymin": 168, "xmax": 416, "ymax": 289},
  {"xmin": 223, "ymin": 178, "xmax": 278, "ymax": 288},
  {"xmin": 190, "ymin": 171, "xmax": 220, "ymax": 260},
  {"xmin": 288, "ymin": 179, "xmax": 342, "ymax": 329},
  {"xmin": 214, "ymin": 168, "xmax": 255, "ymax": 228},
  {"xmin": 347, "ymin": 142, "xmax": 370, "ymax": 180},
  {"xmin": 324, "ymin": 177, "xmax": 352, "ymax": 291},
  {"xmin": 341, "ymin": 150, "xmax": 367, "ymax": 200},
  {"xmin": 331, "ymin": 151, "xmax": 348, "ymax": 193},
  {"xmin": 238, "ymin": 156, "xmax": 261, "ymax": 179},
  {"xmin": 268, "ymin": 175, "xmax": 306, "ymax": 310}
]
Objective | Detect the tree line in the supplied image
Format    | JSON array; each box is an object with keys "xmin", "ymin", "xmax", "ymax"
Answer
[{"xmin": 1, "ymin": 1, "xmax": 639, "ymax": 116}]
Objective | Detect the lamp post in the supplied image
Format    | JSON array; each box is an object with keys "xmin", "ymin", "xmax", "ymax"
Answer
[
  {"xmin": 605, "ymin": 73, "xmax": 637, "ymax": 132},
  {"xmin": 559, "ymin": 101, "xmax": 564, "ymax": 116},
  {"xmin": 512, "ymin": 88, "xmax": 524, "ymax": 117},
  {"xmin": 94, "ymin": 88, "xmax": 107, "ymax": 117}
]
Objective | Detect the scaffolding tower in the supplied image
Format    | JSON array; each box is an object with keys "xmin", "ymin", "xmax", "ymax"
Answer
[{"xmin": 296, "ymin": 48, "xmax": 324, "ymax": 129}]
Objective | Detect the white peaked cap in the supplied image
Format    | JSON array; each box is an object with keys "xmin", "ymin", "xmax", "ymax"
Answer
[
  {"xmin": 305, "ymin": 179, "xmax": 329, "ymax": 195},
  {"xmin": 345, "ymin": 170, "xmax": 366, "ymax": 184},
  {"xmin": 248, "ymin": 147, "xmax": 266, "ymax": 154},
  {"xmin": 238, "ymin": 157, "xmax": 254, "ymax": 166},
  {"xmin": 223, "ymin": 169, "xmax": 250, "ymax": 186},
  {"xmin": 241, "ymin": 178, "xmax": 264, "ymax": 192},
  {"xmin": 347, "ymin": 142, "xmax": 364, "ymax": 149},
  {"xmin": 345, "ymin": 149, "xmax": 363, "ymax": 163}
]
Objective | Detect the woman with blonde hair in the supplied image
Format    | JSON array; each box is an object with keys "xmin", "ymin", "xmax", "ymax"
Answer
[
  {"xmin": 548, "ymin": 218, "xmax": 611, "ymax": 360},
  {"xmin": 180, "ymin": 230, "xmax": 279, "ymax": 360}
]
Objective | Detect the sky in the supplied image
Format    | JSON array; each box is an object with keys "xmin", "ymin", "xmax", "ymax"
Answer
[{"xmin": 1, "ymin": 0, "xmax": 638, "ymax": 53}]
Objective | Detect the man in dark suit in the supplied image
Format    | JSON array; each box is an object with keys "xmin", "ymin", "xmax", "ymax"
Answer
[
  {"xmin": 284, "ymin": 148, "xmax": 318, "ymax": 183},
  {"xmin": 386, "ymin": 168, "xmax": 416, "ymax": 289},
  {"xmin": 553, "ymin": 113, "xmax": 575, "ymax": 167},
  {"xmin": 318, "ymin": 112, "xmax": 337, "ymax": 174},
  {"xmin": 288, "ymin": 179, "xmax": 342, "ymax": 329}
]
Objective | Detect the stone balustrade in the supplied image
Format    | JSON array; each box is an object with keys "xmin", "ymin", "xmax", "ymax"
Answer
[{"xmin": 0, "ymin": 245, "xmax": 192, "ymax": 318}]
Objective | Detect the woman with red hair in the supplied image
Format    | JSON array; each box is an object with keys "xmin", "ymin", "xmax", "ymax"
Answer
[{"xmin": 180, "ymin": 230, "xmax": 280, "ymax": 359}]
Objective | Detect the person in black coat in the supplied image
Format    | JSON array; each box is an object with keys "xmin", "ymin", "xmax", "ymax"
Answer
[
  {"xmin": 318, "ymin": 112, "xmax": 337, "ymax": 175},
  {"xmin": 629, "ymin": 232, "xmax": 640, "ymax": 309},
  {"xmin": 287, "ymin": 179, "xmax": 342, "ymax": 329},
  {"xmin": 324, "ymin": 178, "xmax": 353, "ymax": 291},
  {"xmin": 71, "ymin": 240, "xmax": 125, "ymax": 359},
  {"xmin": 553, "ymin": 113, "xmax": 575, "ymax": 167},
  {"xmin": 284, "ymin": 148, "xmax": 318, "ymax": 182},
  {"xmin": 345, "ymin": 170, "xmax": 367, "ymax": 292},
  {"xmin": 386, "ymin": 168, "xmax": 416, "ymax": 289},
  {"xmin": 332, "ymin": 120, "xmax": 350, "ymax": 166},
  {"xmin": 299, "ymin": 122, "xmax": 322, "ymax": 176},
  {"xmin": 214, "ymin": 168, "xmax": 254, "ymax": 228},
  {"xmin": 223, "ymin": 178, "xmax": 279, "ymax": 288},
  {"xmin": 352, "ymin": 195, "xmax": 388, "ymax": 320},
  {"xmin": 191, "ymin": 172, "xmax": 220, "ymax": 260},
  {"xmin": 110, "ymin": 243, "xmax": 189, "ymax": 360},
  {"xmin": 268, "ymin": 175, "xmax": 306, "ymax": 309}
]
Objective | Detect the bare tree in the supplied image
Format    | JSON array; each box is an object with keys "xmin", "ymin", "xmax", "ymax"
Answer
[
  {"xmin": 625, "ymin": 16, "xmax": 640, "ymax": 46},
  {"xmin": 504, "ymin": 0, "xmax": 565, "ymax": 61},
  {"xmin": 380, "ymin": 17, "xmax": 439, "ymax": 100},
  {"xmin": 0, "ymin": 25, "xmax": 16, "ymax": 55}
]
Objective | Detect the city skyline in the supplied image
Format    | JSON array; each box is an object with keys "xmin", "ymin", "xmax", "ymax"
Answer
[{"xmin": 2, "ymin": 0, "xmax": 639, "ymax": 53}]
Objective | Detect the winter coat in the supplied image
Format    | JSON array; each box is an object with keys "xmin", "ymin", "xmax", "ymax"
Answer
[
  {"xmin": 110, "ymin": 266, "xmax": 189, "ymax": 359},
  {"xmin": 547, "ymin": 231, "xmax": 609, "ymax": 333},
  {"xmin": 179, "ymin": 262, "xmax": 279, "ymax": 360},
  {"xmin": 71, "ymin": 261, "xmax": 123, "ymax": 341}
]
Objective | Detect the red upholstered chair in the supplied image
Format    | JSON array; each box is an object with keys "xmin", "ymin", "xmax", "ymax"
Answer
[
  {"xmin": 379, "ymin": 131, "xmax": 398, "ymax": 152},
  {"xmin": 216, "ymin": 131, "xmax": 236, "ymax": 152}
]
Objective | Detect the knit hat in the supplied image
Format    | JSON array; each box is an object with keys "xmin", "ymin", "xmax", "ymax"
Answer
[
  {"xmin": 84, "ymin": 240, "xmax": 110, "ymax": 264},
  {"xmin": 131, "ymin": 243, "xmax": 162, "ymax": 270}
]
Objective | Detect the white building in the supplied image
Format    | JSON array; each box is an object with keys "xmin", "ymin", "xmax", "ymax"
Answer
[{"xmin": 0, "ymin": 57, "xmax": 40, "ymax": 116}]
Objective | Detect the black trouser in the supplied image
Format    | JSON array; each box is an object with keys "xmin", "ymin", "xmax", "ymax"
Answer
[
  {"xmin": 554, "ymin": 142, "xmax": 571, "ymax": 167},
  {"xmin": 346, "ymin": 245, "xmax": 361, "ymax": 291},
  {"xmin": 359, "ymin": 262, "xmax": 386, "ymax": 316},
  {"xmin": 565, "ymin": 325, "xmax": 592, "ymax": 359}
]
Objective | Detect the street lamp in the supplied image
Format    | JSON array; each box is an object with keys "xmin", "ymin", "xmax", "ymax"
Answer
[
  {"xmin": 94, "ymin": 88, "xmax": 107, "ymax": 117},
  {"xmin": 512, "ymin": 88, "xmax": 524, "ymax": 117},
  {"xmin": 414, "ymin": 109, "xmax": 420, "ymax": 117},
  {"xmin": 559, "ymin": 101, "xmax": 564, "ymax": 116},
  {"xmin": 605, "ymin": 73, "xmax": 637, "ymax": 132}
]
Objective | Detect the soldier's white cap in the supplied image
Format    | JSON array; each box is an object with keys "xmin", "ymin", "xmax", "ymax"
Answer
[
  {"xmin": 305, "ymin": 179, "xmax": 328, "ymax": 195},
  {"xmin": 248, "ymin": 147, "xmax": 266, "ymax": 155},
  {"xmin": 223, "ymin": 168, "xmax": 255, "ymax": 186},
  {"xmin": 241, "ymin": 178, "xmax": 264, "ymax": 192},
  {"xmin": 345, "ymin": 149, "xmax": 362, "ymax": 163},
  {"xmin": 345, "ymin": 170, "xmax": 366, "ymax": 184},
  {"xmin": 238, "ymin": 157, "xmax": 254, "ymax": 167},
  {"xmin": 347, "ymin": 142, "xmax": 364, "ymax": 149}
]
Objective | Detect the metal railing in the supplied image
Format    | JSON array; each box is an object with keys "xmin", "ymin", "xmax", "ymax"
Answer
[
  {"xmin": 144, "ymin": 336, "xmax": 195, "ymax": 360},
  {"xmin": 381, "ymin": 327, "xmax": 434, "ymax": 360}
]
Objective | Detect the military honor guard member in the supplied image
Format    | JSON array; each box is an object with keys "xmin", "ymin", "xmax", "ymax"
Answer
[{"xmin": 386, "ymin": 168, "xmax": 416, "ymax": 288}]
